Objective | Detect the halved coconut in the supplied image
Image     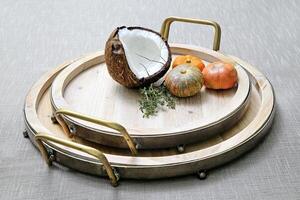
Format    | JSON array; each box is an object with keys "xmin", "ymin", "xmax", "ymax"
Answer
[{"xmin": 105, "ymin": 26, "xmax": 171, "ymax": 88}]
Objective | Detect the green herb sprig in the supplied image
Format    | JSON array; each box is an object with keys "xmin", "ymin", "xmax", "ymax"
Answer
[{"xmin": 139, "ymin": 84, "xmax": 175, "ymax": 118}]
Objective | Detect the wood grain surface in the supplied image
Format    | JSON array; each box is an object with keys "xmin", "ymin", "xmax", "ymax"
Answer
[
  {"xmin": 49, "ymin": 47, "xmax": 251, "ymax": 149},
  {"xmin": 0, "ymin": 0, "xmax": 299, "ymax": 199},
  {"xmin": 55, "ymin": 53, "xmax": 248, "ymax": 135}
]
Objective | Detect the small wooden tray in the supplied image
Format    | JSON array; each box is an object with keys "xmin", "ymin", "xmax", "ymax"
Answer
[
  {"xmin": 50, "ymin": 46, "xmax": 251, "ymax": 150},
  {"xmin": 24, "ymin": 47, "xmax": 274, "ymax": 186}
]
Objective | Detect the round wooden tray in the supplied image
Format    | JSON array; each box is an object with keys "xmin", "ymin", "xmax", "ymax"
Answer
[
  {"xmin": 24, "ymin": 45, "xmax": 275, "ymax": 186},
  {"xmin": 50, "ymin": 45, "xmax": 251, "ymax": 150}
]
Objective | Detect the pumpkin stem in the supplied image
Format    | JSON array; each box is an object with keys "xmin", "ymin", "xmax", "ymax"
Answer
[{"xmin": 180, "ymin": 70, "xmax": 187, "ymax": 74}]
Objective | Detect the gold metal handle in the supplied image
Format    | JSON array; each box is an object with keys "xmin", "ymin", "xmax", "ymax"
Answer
[
  {"xmin": 35, "ymin": 133, "xmax": 119, "ymax": 186},
  {"xmin": 54, "ymin": 109, "xmax": 138, "ymax": 156},
  {"xmin": 160, "ymin": 16, "xmax": 221, "ymax": 51}
]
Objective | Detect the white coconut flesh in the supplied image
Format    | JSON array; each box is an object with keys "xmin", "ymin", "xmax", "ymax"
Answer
[{"xmin": 118, "ymin": 28, "xmax": 169, "ymax": 79}]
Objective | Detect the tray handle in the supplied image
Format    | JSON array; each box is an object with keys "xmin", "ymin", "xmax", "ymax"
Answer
[
  {"xmin": 160, "ymin": 16, "xmax": 221, "ymax": 51},
  {"xmin": 54, "ymin": 109, "xmax": 138, "ymax": 156},
  {"xmin": 35, "ymin": 133, "xmax": 119, "ymax": 186}
]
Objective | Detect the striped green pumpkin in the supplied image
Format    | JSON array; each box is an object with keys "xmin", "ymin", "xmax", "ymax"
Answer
[{"xmin": 165, "ymin": 64, "xmax": 203, "ymax": 97}]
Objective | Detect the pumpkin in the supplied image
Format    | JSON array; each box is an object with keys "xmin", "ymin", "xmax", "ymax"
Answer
[
  {"xmin": 202, "ymin": 61, "xmax": 238, "ymax": 89},
  {"xmin": 165, "ymin": 64, "xmax": 204, "ymax": 97},
  {"xmin": 172, "ymin": 55, "xmax": 205, "ymax": 71}
]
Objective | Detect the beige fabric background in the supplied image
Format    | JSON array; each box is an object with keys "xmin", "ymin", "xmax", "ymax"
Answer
[{"xmin": 0, "ymin": 0, "xmax": 299, "ymax": 199}]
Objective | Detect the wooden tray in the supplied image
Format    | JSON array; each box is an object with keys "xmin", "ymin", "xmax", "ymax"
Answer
[
  {"xmin": 24, "ymin": 45, "xmax": 275, "ymax": 186},
  {"xmin": 50, "ymin": 46, "xmax": 251, "ymax": 150}
]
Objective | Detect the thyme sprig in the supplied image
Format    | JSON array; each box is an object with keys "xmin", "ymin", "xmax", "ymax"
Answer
[{"xmin": 139, "ymin": 84, "xmax": 176, "ymax": 118}]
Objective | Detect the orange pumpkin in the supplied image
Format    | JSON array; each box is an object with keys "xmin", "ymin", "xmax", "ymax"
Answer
[
  {"xmin": 202, "ymin": 61, "xmax": 238, "ymax": 89},
  {"xmin": 172, "ymin": 55, "xmax": 205, "ymax": 71}
]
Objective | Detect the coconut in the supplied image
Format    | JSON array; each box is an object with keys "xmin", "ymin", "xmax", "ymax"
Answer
[{"xmin": 105, "ymin": 26, "xmax": 171, "ymax": 88}]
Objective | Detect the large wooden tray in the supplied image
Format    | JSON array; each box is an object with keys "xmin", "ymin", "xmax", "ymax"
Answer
[
  {"xmin": 24, "ymin": 45, "xmax": 275, "ymax": 186},
  {"xmin": 50, "ymin": 46, "xmax": 251, "ymax": 150}
]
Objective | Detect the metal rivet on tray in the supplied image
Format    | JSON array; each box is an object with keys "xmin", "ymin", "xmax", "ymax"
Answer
[
  {"xmin": 177, "ymin": 144, "xmax": 185, "ymax": 153},
  {"xmin": 135, "ymin": 143, "xmax": 141, "ymax": 150},
  {"xmin": 51, "ymin": 114, "xmax": 58, "ymax": 124},
  {"xmin": 197, "ymin": 170, "xmax": 207, "ymax": 180},
  {"xmin": 69, "ymin": 124, "xmax": 76, "ymax": 134},
  {"xmin": 23, "ymin": 130, "xmax": 29, "ymax": 138}
]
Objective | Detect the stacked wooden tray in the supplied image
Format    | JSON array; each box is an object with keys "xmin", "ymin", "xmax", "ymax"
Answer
[{"xmin": 23, "ymin": 17, "xmax": 275, "ymax": 186}]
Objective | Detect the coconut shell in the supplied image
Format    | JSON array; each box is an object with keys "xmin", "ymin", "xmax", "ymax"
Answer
[{"xmin": 105, "ymin": 26, "xmax": 171, "ymax": 88}]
